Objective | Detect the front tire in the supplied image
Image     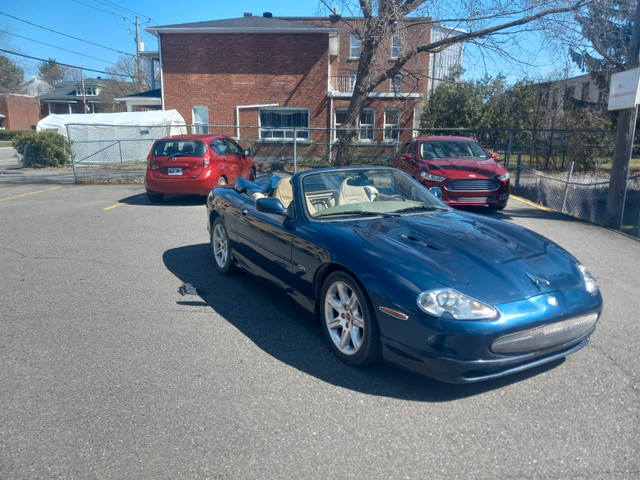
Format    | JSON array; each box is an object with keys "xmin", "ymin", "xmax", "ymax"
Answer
[
  {"xmin": 211, "ymin": 217, "xmax": 234, "ymax": 274},
  {"xmin": 320, "ymin": 271, "xmax": 381, "ymax": 366}
]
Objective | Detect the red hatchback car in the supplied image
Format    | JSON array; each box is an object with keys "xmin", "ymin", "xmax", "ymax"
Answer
[
  {"xmin": 145, "ymin": 134, "xmax": 256, "ymax": 203},
  {"xmin": 393, "ymin": 136, "xmax": 510, "ymax": 209}
]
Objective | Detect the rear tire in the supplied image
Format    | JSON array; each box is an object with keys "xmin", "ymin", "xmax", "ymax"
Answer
[
  {"xmin": 211, "ymin": 217, "xmax": 234, "ymax": 274},
  {"xmin": 147, "ymin": 192, "xmax": 164, "ymax": 203},
  {"xmin": 320, "ymin": 271, "xmax": 381, "ymax": 367}
]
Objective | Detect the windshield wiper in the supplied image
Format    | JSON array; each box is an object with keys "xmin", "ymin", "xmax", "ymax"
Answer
[
  {"xmin": 393, "ymin": 204, "xmax": 447, "ymax": 213},
  {"xmin": 314, "ymin": 209, "xmax": 382, "ymax": 218}
]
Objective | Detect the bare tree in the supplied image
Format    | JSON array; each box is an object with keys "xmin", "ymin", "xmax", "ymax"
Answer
[{"xmin": 323, "ymin": 0, "xmax": 586, "ymax": 163}]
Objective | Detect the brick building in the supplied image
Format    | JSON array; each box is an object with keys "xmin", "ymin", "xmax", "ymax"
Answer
[
  {"xmin": 0, "ymin": 94, "xmax": 40, "ymax": 130},
  {"xmin": 146, "ymin": 13, "xmax": 462, "ymax": 145}
]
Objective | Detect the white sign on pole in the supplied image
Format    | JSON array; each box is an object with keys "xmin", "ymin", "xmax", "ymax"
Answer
[{"xmin": 608, "ymin": 68, "xmax": 640, "ymax": 110}]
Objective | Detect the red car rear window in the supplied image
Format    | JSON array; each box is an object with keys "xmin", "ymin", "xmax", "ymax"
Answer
[{"xmin": 152, "ymin": 140, "xmax": 206, "ymax": 158}]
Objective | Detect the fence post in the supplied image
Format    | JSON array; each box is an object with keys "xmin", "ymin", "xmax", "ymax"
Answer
[
  {"xmin": 293, "ymin": 128, "xmax": 297, "ymax": 174},
  {"xmin": 515, "ymin": 153, "xmax": 522, "ymax": 194},
  {"xmin": 505, "ymin": 129, "xmax": 514, "ymax": 170},
  {"xmin": 562, "ymin": 161, "xmax": 574, "ymax": 213},
  {"xmin": 65, "ymin": 124, "xmax": 78, "ymax": 182}
]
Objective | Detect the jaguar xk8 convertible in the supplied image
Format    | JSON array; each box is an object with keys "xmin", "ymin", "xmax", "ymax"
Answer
[{"xmin": 206, "ymin": 166, "xmax": 602, "ymax": 383}]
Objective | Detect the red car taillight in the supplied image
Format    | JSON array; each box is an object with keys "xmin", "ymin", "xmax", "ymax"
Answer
[
  {"xmin": 203, "ymin": 153, "xmax": 210, "ymax": 168},
  {"xmin": 146, "ymin": 153, "xmax": 158, "ymax": 170}
]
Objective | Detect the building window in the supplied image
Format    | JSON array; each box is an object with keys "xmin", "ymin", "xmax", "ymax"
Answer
[
  {"xmin": 391, "ymin": 34, "xmax": 402, "ymax": 59},
  {"xmin": 349, "ymin": 73, "xmax": 357, "ymax": 92},
  {"xmin": 384, "ymin": 108, "xmax": 401, "ymax": 142},
  {"xmin": 259, "ymin": 108, "xmax": 309, "ymax": 140},
  {"xmin": 76, "ymin": 87, "xmax": 97, "ymax": 96},
  {"xmin": 350, "ymin": 33, "xmax": 361, "ymax": 58},
  {"xmin": 192, "ymin": 105, "xmax": 209, "ymax": 134},
  {"xmin": 359, "ymin": 108, "xmax": 375, "ymax": 142},
  {"xmin": 390, "ymin": 74, "xmax": 403, "ymax": 93}
]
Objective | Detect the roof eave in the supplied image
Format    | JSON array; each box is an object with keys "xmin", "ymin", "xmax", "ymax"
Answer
[{"xmin": 146, "ymin": 26, "xmax": 338, "ymax": 36}]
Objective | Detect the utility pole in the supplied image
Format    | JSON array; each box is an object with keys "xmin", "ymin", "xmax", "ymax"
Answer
[
  {"xmin": 604, "ymin": 0, "xmax": 640, "ymax": 230},
  {"xmin": 136, "ymin": 17, "xmax": 142, "ymax": 91}
]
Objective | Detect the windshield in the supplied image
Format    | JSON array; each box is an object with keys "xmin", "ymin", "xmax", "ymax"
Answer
[
  {"xmin": 419, "ymin": 140, "xmax": 489, "ymax": 160},
  {"xmin": 152, "ymin": 139, "xmax": 206, "ymax": 158},
  {"xmin": 301, "ymin": 167, "xmax": 447, "ymax": 219}
]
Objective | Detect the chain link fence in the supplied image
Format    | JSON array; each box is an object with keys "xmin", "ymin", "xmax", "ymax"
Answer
[{"xmin": 65, "ymin": 123, "xmax": 640, "ymax": 237}]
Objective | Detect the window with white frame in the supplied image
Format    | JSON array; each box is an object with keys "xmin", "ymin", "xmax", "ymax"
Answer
[
  {"xmin": 384, "ymin": 108, "xmax": 401, "ymax": 142},
  {"xmin": 349, "ymin": 73, "xmax": 357, "ymax": 92},
  {"xmin": 390, "ymin": 74, "xmax": 403, "ymax": 93},
  {"xmin": 259, "ymin": 108, "xmax": 309, "ymax": 140},
  {"xmin": 334, "ymin": 108, "xmax": 348, "ymax": 141},
  {"xmin": 359, "ymin": 108, "xmax": 375, "ymax": 142},
  {"xmin": 76, "ymin": 86, "xmax": 98, "ymax": 96},
  {"xmin": 391, "ymin": 34, "xmax": 402, "ymax": 58},
  {"xmin": 192, "ymin": 105, "xmax": 209, "ymax": 134},
  {"xmin": 350, "ymin": 33, "xmax": 361, "ymax": 58}
]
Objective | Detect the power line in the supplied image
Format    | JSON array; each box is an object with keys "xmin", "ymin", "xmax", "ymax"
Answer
[
  {"xmin": 0, "ymin": 48, "xmax": 133, "ymax": 78},
  {"xmin": 0, "ymin": 10, "xmax": 135, "ymax": 58},
  {"xmin": 0, "ymin": 29, "xmax": 115, "ymax": 64}
]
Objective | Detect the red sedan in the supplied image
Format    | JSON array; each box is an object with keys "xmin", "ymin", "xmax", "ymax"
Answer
[
  {"xmin": 393, "ymin": 136, "xmax": 509, "ymax": 209},
  {"xmin": 145, "ymin": 134, "xmax": 256, "ymax": 203}
]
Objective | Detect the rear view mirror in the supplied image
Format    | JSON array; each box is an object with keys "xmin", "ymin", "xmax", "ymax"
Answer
[{"xmin": 490, "ymin": 152, "xmax": 500, "ymax": 161}]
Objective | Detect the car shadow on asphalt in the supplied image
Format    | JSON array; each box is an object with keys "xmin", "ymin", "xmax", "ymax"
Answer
[
  {"xmin": 163, "ymin": 242, "xmax": 564, "ymax": 402},
  {"xmin": 117, "ymin": 193, "xmax": 207, "ymax": 206}
]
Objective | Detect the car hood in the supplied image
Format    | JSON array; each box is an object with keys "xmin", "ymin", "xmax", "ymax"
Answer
[
  {"xmin": 423, "ymin": 158, "xmax": 505, "ymax": 177},
  {"xmin": 333, "ymin": 211, "xmax": 583, "ymax": 305}
]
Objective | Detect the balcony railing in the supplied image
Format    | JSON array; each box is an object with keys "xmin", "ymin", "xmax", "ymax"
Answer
[{"xmin": 330, "ymin": 75, "xmax": 355, "ymax": 94}]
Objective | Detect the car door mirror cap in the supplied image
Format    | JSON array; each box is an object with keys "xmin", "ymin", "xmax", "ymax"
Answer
[
  {"xmin": 256, "ymin": 197, "xmax": 291, "ymax": 217},
  {"xmin": 429, "ymin": 187, "xmax": 443, "ymax": 199}
]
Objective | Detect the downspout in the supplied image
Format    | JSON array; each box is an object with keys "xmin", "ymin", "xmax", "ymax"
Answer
[{"xmin": 235, "ymin": 104, "xmax": 278, "ymax": 139}]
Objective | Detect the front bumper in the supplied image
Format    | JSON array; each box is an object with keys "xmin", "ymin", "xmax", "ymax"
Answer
[{"xmin": 376, "ymin": 288, "xmax": 602, "ymax": 383}]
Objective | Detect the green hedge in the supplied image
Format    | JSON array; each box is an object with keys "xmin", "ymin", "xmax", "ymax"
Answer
[
  {"xmin": 12, "ymin": 131, "xmax": 70, "ymax": 167},
  {"xmin": 0, "ymin": 129, "xmax": 24, "ymax": 141}
]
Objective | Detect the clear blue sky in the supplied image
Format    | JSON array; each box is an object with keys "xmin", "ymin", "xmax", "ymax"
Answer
[{"xmin": 0, "ymin": 0, "xmax": 573, "ymax": 83}]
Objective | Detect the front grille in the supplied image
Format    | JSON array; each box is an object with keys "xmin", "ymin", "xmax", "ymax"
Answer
[
  {"xmin": 446, "ymin": 179, "xmax": 499, "ymax": 191},
  {"xmin": 449, "ymin": 196, "xmax": 492, "ymax": 203},
  {"xmin": 491, "ymin": 313, "xmax": 598, "ymax": 354}
]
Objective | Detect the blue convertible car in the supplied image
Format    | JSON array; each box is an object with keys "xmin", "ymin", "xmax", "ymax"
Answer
[{"xmin": 206, "ymin": 166, "xmax": 602, "ymax": 383}]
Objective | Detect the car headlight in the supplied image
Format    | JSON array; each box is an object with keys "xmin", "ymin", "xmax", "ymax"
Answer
[
  {"xmin": 419, "ymin": 171, "xmax": 447, "ymax": 182},
  {"xmin": 496, "ymin": 172, "xmax": 510, "ymax": 182},
  {"xmin": 417, "ymin": 289, "xmax": 498, "ymax": 320},
  {"xmin": 578, "ymin": 264, "xmax": 599, "ymax": 295}
]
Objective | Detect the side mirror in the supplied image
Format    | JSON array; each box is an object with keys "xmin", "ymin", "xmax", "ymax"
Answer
[
  {"xmin": 256, "ymin": 197, "xmax": 289, "ymax": 216},
  {"xmin": 490, "ymin": 152, "xmax": 500, "ymax": 161},
  {"xmin": 245, "ymin": 146, "xmax": 254, "ymax": 157},
  {"xmin": 429, "ymin": 187, "xmax": 442, "ymax": 199}
]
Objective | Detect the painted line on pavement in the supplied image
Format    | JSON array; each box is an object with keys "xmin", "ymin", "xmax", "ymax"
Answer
[
  {"xmin": 511, "ymin": 195, "xmax": 553, "ymax": 212},
  {"xmin": 103, "ymin": 202, "xmax": 125, "ymax": 211},
  {"xmin": 0, "ymin": 185, "xmax": 64, "ymax": 202}
]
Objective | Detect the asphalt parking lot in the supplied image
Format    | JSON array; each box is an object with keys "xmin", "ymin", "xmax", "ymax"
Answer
[{"xmin": 1, "ymin": 159, "xmax": 639, "ymax": 478}]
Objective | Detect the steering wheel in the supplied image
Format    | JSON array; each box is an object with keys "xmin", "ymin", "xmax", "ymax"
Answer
[{"xmin": 383, "ymin": 194, "xmax": 406, "ymax": 201}]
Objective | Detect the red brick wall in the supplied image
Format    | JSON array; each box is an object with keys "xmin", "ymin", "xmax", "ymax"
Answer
[
  {"xmin": 161, "ymin": 32, "xmax": 330, "ymax": 129},
  {"xmin": 0, "ymin": 95, "xmax": 40, "ymax": 130}
]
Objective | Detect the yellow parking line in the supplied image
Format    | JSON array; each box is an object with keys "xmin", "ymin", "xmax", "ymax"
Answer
[
  {"xmin": 511, "ymin": 195, "xmax": 553, "ymax": 212},
  {"xmin": 103, "ymin": 202, "xmax": 125, "ymax": 211},
  {"xmin": 0, "ymin": 185, "xmax": 64, "ymax": 202}
]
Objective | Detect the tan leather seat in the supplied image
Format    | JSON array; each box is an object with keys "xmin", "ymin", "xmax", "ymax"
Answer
[
  {"xmin": 338, "ymin": 178, "xmax": 378, "ymax": 204},
  {"xmin": 272, "ymin": 177, "xmax": 293, "ymax": 208}
]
